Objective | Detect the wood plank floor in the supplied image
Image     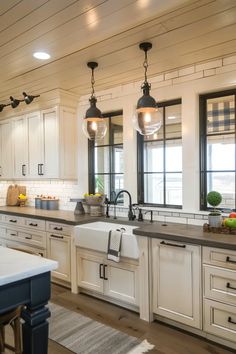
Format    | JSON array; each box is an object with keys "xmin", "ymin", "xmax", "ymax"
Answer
[{"xmin": 5, "ymin": 283, "xmax": 235, "ymax": 354}]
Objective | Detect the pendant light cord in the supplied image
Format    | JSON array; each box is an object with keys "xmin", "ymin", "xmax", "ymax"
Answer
[
  {"xmin": 143, "ymin": 49, "xmax": 148, "ymax": 83},
  {"xmin": 91, "ymin": 67, "xmax": 95, "ymax": 98}
]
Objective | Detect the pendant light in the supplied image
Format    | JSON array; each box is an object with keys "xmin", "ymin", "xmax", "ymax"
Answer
[
  {"xmin": 134, "ymin": 42, "xmax": 162, "ymax": 135},
  {"xmin": 82, "ymin": 62, "xmax": 107, "ymax": 140}
]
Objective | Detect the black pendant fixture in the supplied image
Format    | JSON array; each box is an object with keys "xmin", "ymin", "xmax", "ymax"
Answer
[
  {"xmin": 82, "ymin": 62, "xmax": 107, "ymax": 140},
  {"xmin": 134, "ymin": 42, "xmax": 162, "ymax": 135}
]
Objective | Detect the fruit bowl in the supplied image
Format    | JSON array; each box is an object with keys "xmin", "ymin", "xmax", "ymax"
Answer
[
  {"xmin": 17, "ymin": 195, "xmax": 27, "ymax": 207},
  {"xmin": 84, "ymin": 194, "xmax": 105, "ymax": 206}
]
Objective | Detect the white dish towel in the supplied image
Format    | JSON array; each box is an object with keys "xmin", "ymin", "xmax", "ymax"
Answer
[{"xmin": 107, "ymin": 228, "xmax": 124, "ymax": 262}]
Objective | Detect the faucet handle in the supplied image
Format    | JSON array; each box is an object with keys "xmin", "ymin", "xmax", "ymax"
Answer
[{"xmin": 145, "ymin": 210, "xmax": 153, "ymax": 222}]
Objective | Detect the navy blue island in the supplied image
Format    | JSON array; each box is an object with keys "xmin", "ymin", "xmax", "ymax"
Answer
[{"xmin": 0, "ymin": 247, "xmax": 57, "ymax": 354}]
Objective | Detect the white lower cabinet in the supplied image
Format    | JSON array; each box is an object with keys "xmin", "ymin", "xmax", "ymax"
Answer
[
  {"xmin": 152, "ymin": 238, "xmax": 201, "ymax": 328},
  {"xmin": 203, "ymin": 246, "xmax": 236, "ymax": 344},
  {"xmin": 77, "ymin": 250, "xmax": 139, "ymax": 306},
  {"xmin": 47, "ymin": 233, "xmax": 71, "ymax": 282}
]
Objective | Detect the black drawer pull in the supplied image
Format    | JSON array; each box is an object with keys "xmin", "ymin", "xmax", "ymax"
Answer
[
  {"xmin": 50, "ymin": 234, "xmax": 63, "ymax": 239},
  {"xmin": 228, "ymin": 317, "xmax": 236, "ymax": 325},
  {"xmin": 25, "ymin": 236, "xmax": 32, "ymax": 240},
  {"xmin": 103, "ymin": 264, "xmax": 108, "ymax": 280},
  {"xmin": 226, "ymin": 282, "xmax": 236, "ymax": 291},
  {"xmin": 226, "ymin": 256, "xmax": 236, "ymax": 264},
  {"xmin": 99, "ymin": 264, "xmax": 104, "ymax": 279},
  {"xmin": 160, "ymin": 240, "xmax": 186, "ymax": 248},
  {"xmin": 53, "ymin": 227, "xmax": 63, "ymax": 231},
  {"xmin": 29, "ymin": 223, "xmax": 38, "ymax": 227},
  {"xmin": 9, "ymin": 219, "xmax": 17, "ymax": 223},
  {"xmin": 10, "ymin": 233, "xmax": 17, "ymax": 236}
]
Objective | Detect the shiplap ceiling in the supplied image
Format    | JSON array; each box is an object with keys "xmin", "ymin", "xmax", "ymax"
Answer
[{"xmin": 0, "ymin": 0, "xmax": 236, "ymax": 102}]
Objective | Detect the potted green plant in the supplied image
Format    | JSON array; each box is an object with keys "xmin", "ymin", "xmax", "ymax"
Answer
[{"xmin": 207, "ymin": 191, "xmax": 222, "ymax": 228}]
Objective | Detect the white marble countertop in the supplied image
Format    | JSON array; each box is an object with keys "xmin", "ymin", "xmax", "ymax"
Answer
[{"xmin": 0, "ymin": 247, "xmax": 58, "ymax": 286}]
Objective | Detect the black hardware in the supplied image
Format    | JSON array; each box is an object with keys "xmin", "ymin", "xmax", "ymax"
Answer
[
  {"xmin": 103, "ymin": 264, "xmax": 108, "ymax": 280},
  {"xmin": 160, "ymin": 240, "xmax": 186, "ymax": 248},
  {"xmin": 99, "ymin": 264, "xmax": 104, "ymax": 279},
  {"xmin": 226, "ymin": 256, "xmax": 236, "ymax": 264},
  {"xmin": 114, "ymin": 190, "xmax": 135, "ymax": 221},
  {"xmin": 145, "ymin": 210, "xmax": 153, "ymax": 222},
  {"xmin": 38, "ymin": 164, "xmax": 41, "ymax": 175},
  {"xmin": 228, "ymin": 317, "xmax": 236, "ymax": 325},
  {"xmin": 50, "ymin": 234, "xmax": 64, "ymax": 239},
  {"xmin": 138, "ymin": 208, "xmax": 143, "ymax": 221},
  {"xmin": 226, "ymin": 282, "xmax": 236, "ymax": 291},
  {"xmin": 22, "ymin": 164, "xmax": 26, "ymax": 176},
  {"xmin": 25, "ymin": 236, "xmax": 32, "ymax": 240},
  {"xmin": 105, "ymin": 197, "xmax": 110, "ymax": 218},
  {"xmin": 9, "ymin": 219, "xmax": 17, "ymax": 223},
  {"xmin": 10, "ymin": 233, "xmax": 17, "ymax": 236},
  {"xmin": 40, "ymin": 164, "xmax": 44, "ymax": 175},
  {"xmin": 53, "ymin": 227, "xmax": 63, "ymax": 231},
  {"xmin": 29, "ymin": 223, "xmax": 38, "ymax": 227}
]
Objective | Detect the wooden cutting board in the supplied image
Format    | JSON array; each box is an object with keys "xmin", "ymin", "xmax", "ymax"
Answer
[{"xmin": 6, "ymin": 185, "xmax": 26, "ymax": 206}]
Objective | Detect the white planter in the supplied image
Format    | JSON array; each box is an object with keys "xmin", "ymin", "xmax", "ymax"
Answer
[{"xmin": 208, "ymin": 214, "xmax": 222, "ymax": 228}]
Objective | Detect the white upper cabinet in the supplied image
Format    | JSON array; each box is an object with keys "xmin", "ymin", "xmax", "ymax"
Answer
[
  {"xmin": 0, "ymin": 120, "xmax": 14, "ymax": 179},
  {"xmin": 2, "ymin": 105, "xmax": 77, "ymax": 180},
  {"xmin": 27, "ymin": 111, "xmax": 44, "ymax": 178},
  {"xmin": 41, "ymin": 108, "xmax": 59, "ymax": 178},
  {"xmin": 13, "ymin": 116, "xmax": 28, "ymax": 178}
]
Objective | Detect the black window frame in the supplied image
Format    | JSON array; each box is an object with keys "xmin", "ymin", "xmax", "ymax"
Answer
[
  {"xmin": 88, "ymin": 110, "xmax": 123, "ymax": 201},
  {"xmin": 199, "ymin": 88, "xmax": 236, "ymax": 211},
  {"xmin": 137, "ymin": 98, "xmax": 182, "ymax": 208}
]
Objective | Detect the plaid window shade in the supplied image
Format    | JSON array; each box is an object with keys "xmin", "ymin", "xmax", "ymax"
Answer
[{"xmin": 207, "ymin": 101, "xmax": 235, "ymax": 133}]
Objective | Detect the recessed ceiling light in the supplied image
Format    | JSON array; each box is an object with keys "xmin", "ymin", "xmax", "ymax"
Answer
[
  {"xmin": 33, "ymin": 52, "xmax": 50, "ymax": 60},
  {"xmin": 167, "ymin": 116, "xmax": 176, "ymax": 120}
]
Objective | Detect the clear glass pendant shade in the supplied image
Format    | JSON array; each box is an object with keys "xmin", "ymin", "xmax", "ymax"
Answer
[
  {"xmin": 133, "ymin": 108, "xmax": 162, "ymax": 135},
  {"xmin": 82, "ymin": 117, "xmax": 107, "ymax": 140}
]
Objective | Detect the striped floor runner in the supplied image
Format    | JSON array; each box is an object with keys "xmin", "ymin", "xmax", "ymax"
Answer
[{"xmin": 48, "ymin": 302, "xmax": 154, "ymax": 354}]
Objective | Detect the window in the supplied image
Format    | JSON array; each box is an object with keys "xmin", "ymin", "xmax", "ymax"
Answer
[
  {"xmin": 200, "ymin": 89, "xmax": 236, "ymax": 211},
  {"xmin": 137, "ymin": 99, "xmax": 182, "ymax": 208},
  {"xmin": 88, "ymin": 110, "xmax": 123, "ymax": 201}
]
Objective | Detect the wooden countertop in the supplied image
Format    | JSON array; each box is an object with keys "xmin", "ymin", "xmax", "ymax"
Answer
[
  {"xmin": 134, "ymin": 222, "xmax": 236, "ymax": 250},
  {"xmin": 0, "ymin": 206, "xmax": 236, "ymax": 250},
  {"xmin": 0, "ymin": 206, "xmax": 98, "ymax": 225}
]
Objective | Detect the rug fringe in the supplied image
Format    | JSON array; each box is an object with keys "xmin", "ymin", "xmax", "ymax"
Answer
[{"xmin": 127, "ymin": 339, "xmax": 154, "ymax": 353}]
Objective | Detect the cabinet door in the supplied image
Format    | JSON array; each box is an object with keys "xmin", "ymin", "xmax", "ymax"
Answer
[
  {"xmin": 152, "ymin": 239, "xmax": 201, "ymax": 328},
  {"xmin": 47, "ymin": 233, "xmax": 71, "ymax": 282},
  {"xmin": 42, "ymin": 108, "xmax": 59, "ymax": 178},
  {"xmin": 77, "ymin": 252, "xmax": 104, "ymax": 293},
  {"xmin": 13, "ymin": 116, "xmax": 28, "ymax": 178},
  {"xmin": 0, "ymin": 120, "xmax": 13, "ymax": 178},
  {"xmin": 104, "ymin": 262, "xmax": 139, "ymax": 305},
  {"xmin": 27, "ymin": 111, "xmax": 44, "ymax": 177}
]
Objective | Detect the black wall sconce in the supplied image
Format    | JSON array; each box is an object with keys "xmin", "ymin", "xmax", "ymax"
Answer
[{"xmin": 0, "ymin": 92, "xmax": 40, "ymax": 112}]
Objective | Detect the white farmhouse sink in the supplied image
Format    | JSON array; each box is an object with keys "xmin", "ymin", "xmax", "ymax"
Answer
[{"xmin": 74, "ymin": 222, "xmax": 139, "ymax": 259}]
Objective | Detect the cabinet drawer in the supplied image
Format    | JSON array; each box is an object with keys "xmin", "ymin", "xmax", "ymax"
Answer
[
  {"xmin": 6, "ymin": 228, "xmax": 46, "ymax": 249},
  {"xmin": 25, "ymin": 218, "xmax": 46, "ymax": 231},
  {"xmin": 204, "ymin": 265, "xmax": 236, "ymax": 306},
  {"xmin": 0, "ymin": 226, "xmax": 6, "ymax": 238},
  {"xmin": 3, "ymin": 215, "xmax": 24, "ymax": 226},
  {"xmin": 203, "ymin": 247, "xmax": 236, "ymax": 270},
  {"xmin": 204, "ymin": 299, "xmax": 236, "ymax": 343},
  {"xmin": 46, "ymin": 221, "xmax": 72, "ymax": 235},
  {"xmin": 4, "ymin": 240, "xmax": 46, "ymax": 257}
]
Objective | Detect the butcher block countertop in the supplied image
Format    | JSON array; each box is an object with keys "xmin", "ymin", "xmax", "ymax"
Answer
[{"xmin": 0, "ymin": 206, "xmax": 236, "ymax": 250}]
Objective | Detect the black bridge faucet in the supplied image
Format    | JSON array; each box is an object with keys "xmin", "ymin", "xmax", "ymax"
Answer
[{"xmin": 114, "ymin": 190, "xmax": 136, "ymax": 221}]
